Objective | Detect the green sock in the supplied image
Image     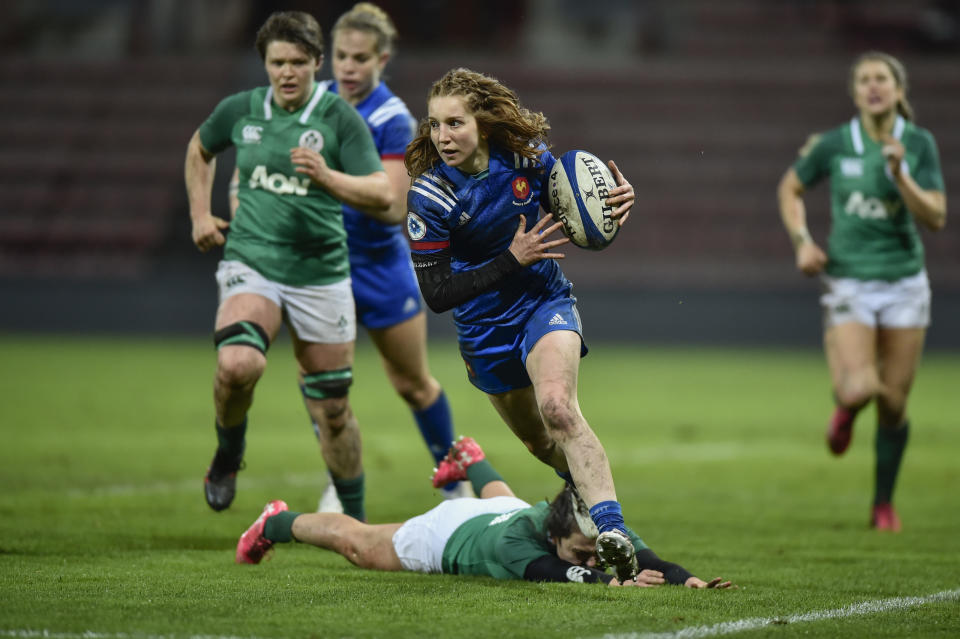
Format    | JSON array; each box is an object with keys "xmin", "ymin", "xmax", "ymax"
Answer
[
  {"xmin": 874, "ymin": 422, "xmax": 909, "ymax": 505},
  {"xmin": 465, "ymin": 459, "xmax": 503, "ymax": 496},
  {"xmin": 263, "ymin": 511, "xmax": 300, "ymax": 543},
  {"xmin": 215, "ymin": 419, "xmax": 247, "ymax": 458},
  {"xmin": 333, "ymin": 474, "xmax": 365, "ymax": 522}
]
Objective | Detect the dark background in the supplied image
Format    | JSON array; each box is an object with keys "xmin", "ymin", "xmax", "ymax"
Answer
[{"xmin": 1, "ymin": 0, "xmax": 957, "ymax": 347}]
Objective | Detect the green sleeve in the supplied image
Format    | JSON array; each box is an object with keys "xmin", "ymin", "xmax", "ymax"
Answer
[
  {"xmin": 198, "ymin": 92, "xmax": 251, "ymax": 155},
  {"xmin": 912, "ymin": 129, "xmax": 945, "ymax": 192},
  {"xmin": 793, "ymin": 131, "xmax": 835, "ymax": 188},
  {"xmin": 331, "ymin": 99, "xmax": 384, "ymax": 176}
]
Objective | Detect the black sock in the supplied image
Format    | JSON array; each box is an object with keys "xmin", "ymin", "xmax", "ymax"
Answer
[
  {"xmin": 215, "ymin": 418, "xmax": 247, "ymax": 460},
  {"xmin": 874, "ymin": 421, "xmax": 909, "ymax": 505}
]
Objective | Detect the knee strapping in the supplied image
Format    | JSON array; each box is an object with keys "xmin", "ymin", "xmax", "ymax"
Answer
[
  {"xmin": 214, "ymin": 321, "xmax": 270, "ymax": 354},
  {"xmin": 301, "ymin": 367, "xmax": 353, "ymax": 400}
]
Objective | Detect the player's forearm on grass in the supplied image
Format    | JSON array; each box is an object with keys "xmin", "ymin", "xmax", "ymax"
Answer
[
  {"xmin": 412, "ymin": 250, "xmax": 521, "ymax": 313},
  {"xmin": 523, "ymin": 555, "xmax": 612, "ymax": 584},
  {"xmin": 894, "ymin": 174, "xmax": 946, "ymax": 231},
  {"xmin": 185, "ymin": 131, "xmax": 217, "ymax": 221},
  {"xmin": 317, "ymin": 170, "xmax": 394, "ymax": 220},
  {"xmin": 635, "ymin": 549, "xmax": 693, "ymax": 586}
]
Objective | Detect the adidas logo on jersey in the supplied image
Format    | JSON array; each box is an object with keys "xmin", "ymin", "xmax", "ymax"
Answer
[{"xmin": 548, "ymin": 314, "xmax": 567, "ymax": 326}]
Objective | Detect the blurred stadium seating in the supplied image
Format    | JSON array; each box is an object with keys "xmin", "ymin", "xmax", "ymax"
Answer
[{"xmin": 0, "ymin": 0, "xmax": 956, "ymax": 342}]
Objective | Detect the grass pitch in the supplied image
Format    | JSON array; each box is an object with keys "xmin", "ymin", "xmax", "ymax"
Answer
[{"xmin": 1, "ymin": 334, "xmax": 958, "ymax": 638}]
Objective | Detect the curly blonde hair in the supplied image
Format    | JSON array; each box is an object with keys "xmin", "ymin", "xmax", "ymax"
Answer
[{"xmin": 405, "ymin": 68, "xmax": 551, "ymax": 177}]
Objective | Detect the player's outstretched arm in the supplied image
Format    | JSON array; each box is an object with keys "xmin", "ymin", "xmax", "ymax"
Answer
[
  {"xmin": 684, "ymin": 576, "xmax": 737, "ymax": 589},
  {"xmin": 634, "ymin": 548, "xmax": 736, "ymax": 589}
]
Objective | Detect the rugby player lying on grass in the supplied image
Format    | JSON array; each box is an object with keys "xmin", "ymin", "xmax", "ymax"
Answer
[{"xmin": 236, "ymin": 437, "xmax": 734, "ymax": 588}]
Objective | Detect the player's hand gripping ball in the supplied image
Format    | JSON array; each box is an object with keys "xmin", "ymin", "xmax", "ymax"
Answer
[{"xmin": 548, "ymin": 150, "xmax": 620, "ymax": 250}]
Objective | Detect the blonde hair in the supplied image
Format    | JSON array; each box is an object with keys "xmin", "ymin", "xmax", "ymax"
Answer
[
  {"xmin": 405, "ymin": 68, "xmax": 551, "ymax": 177},
  {"xmin": 850, "ymin": 51, "xmax": 914, "ymax": 121},
  {"xmin": 332, "ymin": 2, "xmax": 397, "ymax": 55}
]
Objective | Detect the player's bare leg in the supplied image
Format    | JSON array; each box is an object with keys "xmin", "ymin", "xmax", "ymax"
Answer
[
  {"xmin": 496, "ymin": 329, "xmax": 637, "ymax": 581},
  {"xmin": 871, "ymin": 327, "xmax": 924, "ymax": 531},
  {"xmin": 293, "ymin": 515, "xmax": 404, "ymax": 570},
  {"xmin": 487, "ymin": 387, "xmax": 569, "ymax": 472},
  {"xmin": 368, "ymin": 312, "xmax": 441, "ymax": 412},
  {"xmin": 824, "ymin": 322, "xmax": 879, "ymax": 455},
  {"xmin": 369, "ymin": 312, "xmax": 461, "ymax": 495},
  {"xmin": 295, "ymin": 337, "xmax": 366, "ymax": 521},
  {"xmin": 206, "ymin": 293, "xmax": 282, "ymax": 511},
  {"xmin": 524, "ymin": 330, "xmax": 617, "ymax": 508}
]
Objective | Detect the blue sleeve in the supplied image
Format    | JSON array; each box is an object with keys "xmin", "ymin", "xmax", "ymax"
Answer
[
  {"xmin": 378, "ymin": 113, "xmax": 417, "ymax": 158},
  {"xmin": 407, "ymin": 175, "xmax": 453, "ymax": 254}
]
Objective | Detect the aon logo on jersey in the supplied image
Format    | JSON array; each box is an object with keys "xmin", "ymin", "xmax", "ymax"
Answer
[
  {"xmin": 249, "ymin": 165, "xmax": 310, "ymax": 196},
  {"xmin": 844, "ymin": 191, "xmax": 900, "ymax": 220}
]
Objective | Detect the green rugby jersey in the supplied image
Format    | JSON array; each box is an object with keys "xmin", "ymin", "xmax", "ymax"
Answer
[
  {"xmin": 793, "ymin": 115, "xmax": 944, "ymax": 281},
  {"xmin": 198, "ymin": 83, "xmax": 384, "ymax": 286},
  {"xmin": 441, "ymin": 501, "xmax": 647, "ymax": 580}
]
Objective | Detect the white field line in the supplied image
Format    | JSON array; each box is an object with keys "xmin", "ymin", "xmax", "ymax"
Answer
[
  {"xmin": 598, "ymin": 588, "xmax": 960, "ymax": 639},
  {"xmin": 4, "ymin": 590, "xmax": 957, "ymax": 639},
  {"xmin": 0, "ymin": 633, "xmax": 268, "ymax": 639}
]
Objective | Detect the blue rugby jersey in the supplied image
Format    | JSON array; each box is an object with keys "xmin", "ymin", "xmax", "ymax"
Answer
[
  {"xmin": 324, "ymin": 80, "xmax": 417, "ymax": 251},
  {"xmin": 406, "ymin": 146, "xmax": 572, "ymax": 334}
]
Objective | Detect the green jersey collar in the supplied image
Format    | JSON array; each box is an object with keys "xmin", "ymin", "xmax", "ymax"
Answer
[
  {"xmin": 262, "ymin": 82, "xmax": 327, "ymax": 123},
  {"xmin": 850, "ymin": 114, "xmax": 906, "ymax": 155}
]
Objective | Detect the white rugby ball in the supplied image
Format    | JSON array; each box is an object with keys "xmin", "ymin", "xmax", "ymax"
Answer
[{"xmin": 548, "ymin": 150, "xmax": 620, "ymax": 250}]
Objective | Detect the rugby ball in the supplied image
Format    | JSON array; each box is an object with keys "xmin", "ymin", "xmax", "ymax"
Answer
[{"xmin": 548, "ymin": 150, "xmax": 620, "ymax": 250}]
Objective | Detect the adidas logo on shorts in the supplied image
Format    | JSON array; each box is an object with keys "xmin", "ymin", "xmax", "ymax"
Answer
[{"xmin": 548, "ymin": 313, "xmax": 567, "ymax": 326}]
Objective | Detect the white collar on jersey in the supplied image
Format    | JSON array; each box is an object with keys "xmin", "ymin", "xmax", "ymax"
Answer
[
  {"xmin": 850, "ymin": 114, "xmax": 905, "ymax": 155},
  {"xmin": 262, "ymin": 82, "xmax": 327, "ymax": 123}
]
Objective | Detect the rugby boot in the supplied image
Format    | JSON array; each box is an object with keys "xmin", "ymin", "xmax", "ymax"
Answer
[
  {"xmin": 204, "ymin": 447, "xmax": 244, "ymax": 511},
  {"xmin": 596, "ymin": 529, "xmax": 638, "ymax": 583},
  {"xmin": 236, "ymin": 500, "xmax": 289, "ymax": 564},
  {"xmin": 431, "ymin": 436, "xmax": 486, "ymax": 488},
  {"xmin": 826, "ymin": 406, "xmax": 855, "ymax": 455},
  {"xmin": 871, "ymin": 502, "xmax": 902, "ymax": 532}
]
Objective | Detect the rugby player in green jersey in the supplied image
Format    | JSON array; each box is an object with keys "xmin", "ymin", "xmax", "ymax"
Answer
[
  {"xmin": 777, "ymin": 52, "xmax": 947, "ymax": 532},
  {"xmin": 235, "ymin": 437, "xmax": 734, "ymax": 589},
  {"xmin": 184, "ymin": 11, "xmax": 395, "ymax": 517}
]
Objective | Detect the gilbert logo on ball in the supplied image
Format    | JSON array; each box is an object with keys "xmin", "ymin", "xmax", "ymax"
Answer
[{"xmin": 548, "ymin": 150, "xmax": 620, "ymax": 250}]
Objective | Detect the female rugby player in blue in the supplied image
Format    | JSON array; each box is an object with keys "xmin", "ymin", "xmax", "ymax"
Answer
[
  {"xmin": 403, "ymin": 68, "xmax": 639, "ymax": 580},
  {"xmin": 229, "ymin": 4, "xmax": 465, "ymax": 508}
]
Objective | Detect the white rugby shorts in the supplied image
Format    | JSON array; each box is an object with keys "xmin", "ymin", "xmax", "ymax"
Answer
[
  {"xmin": 392, "ymin": 496, "xmax": 531, "ymax": 573},
  {"xmin": 215, "ymin": 260, "xmax": 356, "ymax": 343},
  {"xmin": 820, "ymin": 269, "xmax": 931, "ymax": 329}
]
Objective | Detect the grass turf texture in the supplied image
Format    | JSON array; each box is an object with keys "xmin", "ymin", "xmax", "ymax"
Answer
[{"xmin": 0, "ymin": 334, "xmax": 958, "ymax": 638}]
